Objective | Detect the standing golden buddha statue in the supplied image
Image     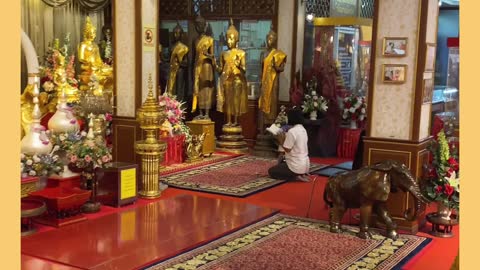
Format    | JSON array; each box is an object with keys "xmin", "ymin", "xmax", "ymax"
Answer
[
  {"xmin": 258, "ymin": 25, "xmax": 287, "ymax": 129},
  {"xmin": 78, "ymin": 16, "xmax": 113, "ymax": 98},
  {"xmin": 217, "ymin": 19, "xmax": 249, "ymax": 126},
  {"xmin": 215, "ymin": 19, "xmax": 249, "ymax": 154},
  {"xmin": 192, "ymin": 15, "xmax": 215, "ymax": 120},
  {"xmin": 166, "ymin": 22, "xmax": 189, "ymax": 101}
]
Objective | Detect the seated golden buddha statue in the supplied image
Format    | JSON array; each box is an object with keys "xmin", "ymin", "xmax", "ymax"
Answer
[
  {"xmin": 53, "ymin": 51, "xmax": 79, "ymax": 103},
  {"xmin": 78, "ymin": 16, "xmax": 113, "ymax": 97},
  {"xmin": 216, "ymin": 19, "xmax": 248, "ymax": 127}
]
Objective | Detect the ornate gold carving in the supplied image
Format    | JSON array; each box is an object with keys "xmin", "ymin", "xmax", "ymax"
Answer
[{"xmin": 135, "ymin": 75, "xmax": 167, "ymax": 199}]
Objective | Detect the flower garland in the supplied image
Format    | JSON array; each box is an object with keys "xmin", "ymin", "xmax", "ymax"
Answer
[
  {"xmin": 341, "ymin": 94, "xmax": 367, "ymax": 123},
  {"xmin": 423, "ymin": 130, "xmax": 460, "ymax": 210}
]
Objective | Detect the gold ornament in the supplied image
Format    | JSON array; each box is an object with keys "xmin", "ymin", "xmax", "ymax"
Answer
[
  {"xmin": 135, "ymin": 74, "xmax": 167, "ymax": 199},
  {"xmin": 186, "ymin": 133, "xmax": 206, "ymax": 163}
]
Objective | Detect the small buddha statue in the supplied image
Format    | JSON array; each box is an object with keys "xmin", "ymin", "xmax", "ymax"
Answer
[
  {"xmin": 192, "ymin": 14, "xmax": 215, "ymax": 120},
  {"xmin": 258, "ymin": 25, "xmax": 287, "ymax": 131},
  {"xmin": 53, "ymin": 51, "xmax": 79, "ymax": 103},
  {"xmin": 216, "ymin": 19, "xmax": 249, "ymax": 127},
  {"xmin": 78, "ymin": 16, "xmax": 113, "ymax": 98},
  {"xmin": 166, "ymin": 22, "xmax": 189, "ymax": 101},
  {"xmin": 20, "ymin": 84, "xmax": 35, "ymax": 138}
]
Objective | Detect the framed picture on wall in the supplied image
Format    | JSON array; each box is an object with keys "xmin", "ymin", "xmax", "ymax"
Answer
[
  {"xmin": 382, "ymin": 64, "xmax": 407, "ymax": 83},
  {"xmin": 422, "ymin": 74, "xmax": 434, "ymax": 104},
  {"xmin": 382, "ymin": 37, "xmax": 407, "ymax": 56},
  {"xmin": 425, "ymin": 43, "xmax": 437, "ymax": 72}
]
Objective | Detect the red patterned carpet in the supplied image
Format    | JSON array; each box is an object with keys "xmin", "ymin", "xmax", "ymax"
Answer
[
  {"xmin": 146, "ymin": 215, "xmax": 431, "ymax": 270},
  {"xmin": 162, "ymin": 155, "xmax": 327, "ymax": 197}
]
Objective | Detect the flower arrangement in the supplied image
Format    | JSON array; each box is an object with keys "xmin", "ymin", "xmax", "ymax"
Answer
[
  {"xmin": 67, "ymin": 137, "xmax": 113, "ymax": 170},
  {"xmin": 423, "ymin": 130, "xmax": 460, "ymax": 210},
  {"xmin": 159, "ymin": 93, "xmax": 190, "ymax": 138},
  {"xmin": 301, "ymin": 91, "xmax": 328, "ymax": 114},
  {"xmin": 47, "ymin": 130, "xmax": 87, "ymax": 152},
  {"xmin": 21, "ymin": 148, "xmax": 64, "ymax": 178},
  {"xmin": 341, "ymin": 94, "xmax": 367, "ymax": 123},
  {"xmin": 39, "ymin": 35, "xmax": 78, "ymax": 93},
  {"xmin": 266, "ymin": 105, "xmax": 290, "ymax": 135}
]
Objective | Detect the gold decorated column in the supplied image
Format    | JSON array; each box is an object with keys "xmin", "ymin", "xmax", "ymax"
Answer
[{"xmin": 135, "ymin": 74, "xmax": 166, "ymax": 199}]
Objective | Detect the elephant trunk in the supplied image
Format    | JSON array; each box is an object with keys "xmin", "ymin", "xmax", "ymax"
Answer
[{"xmin": 404, "ymin": 185, "xmax": 430, "ymax": 221}]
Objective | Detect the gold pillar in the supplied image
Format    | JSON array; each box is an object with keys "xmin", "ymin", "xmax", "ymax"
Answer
[{"xmin": 135, "ymin": 74, "xmax": 166, "ymax": 199}]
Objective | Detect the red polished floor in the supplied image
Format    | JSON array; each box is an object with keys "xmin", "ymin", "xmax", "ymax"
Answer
[
  {"xmin": 21, "ymin": 156, "xmax": 459, "ymax": 270},
  {"xmin": 22, "ymin": 194, "xmax": 278, "ymax": 270}
]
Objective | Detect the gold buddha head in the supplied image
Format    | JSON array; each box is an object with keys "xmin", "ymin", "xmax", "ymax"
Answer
[
  {"xmin": 266, "ymin": 25, "xmax": 277, "ymax": 49},
  {"xmin": 194, "ymin": 15, "xmax": 206, "ymax": 35},
  {"xmin": 83, "ymin": 16, "xmax": 97, "ymax": 41},
  {"xmin": 226, "ymin": 19, "xmax": 239, "ymax": 49},
  {"xmin": 173, "ymin": 21, "xmax": 184, "ymax": 42}
]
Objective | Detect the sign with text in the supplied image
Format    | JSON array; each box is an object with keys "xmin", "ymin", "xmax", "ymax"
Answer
[
  {"xmin": 330, "ymin": 0, "xmax": 358, "ymax": 17},
  {"xmin": 120, "ymin": 168, "xmax": 137, "ymax": 200}
]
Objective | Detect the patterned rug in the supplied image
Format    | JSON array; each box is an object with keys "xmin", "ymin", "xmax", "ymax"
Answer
[
  {"xmin": 145, "ymin": 214, "xmax": 431, "ymax": 270},
  {"xmin": 160, "ymin": 153, "xmax": 240, "ymax": 176},
  {"xmin": 161, "ymin": 156, "xmax": 327, "ymax": 197}
]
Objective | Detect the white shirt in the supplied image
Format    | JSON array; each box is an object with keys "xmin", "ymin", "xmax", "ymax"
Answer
[{"xmin": 283, "ymin": 124, "xmax": 310, "ymax": 174}]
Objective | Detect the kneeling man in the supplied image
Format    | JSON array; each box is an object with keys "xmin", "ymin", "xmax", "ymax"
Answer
[{"xmin": 268, "ymin": 109, "xmax": 310, "ymax": 182}]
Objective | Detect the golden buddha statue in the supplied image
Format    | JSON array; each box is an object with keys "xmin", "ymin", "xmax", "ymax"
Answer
[
  {"xmin": 166, "ymin": 22, "xmax": 189, "ymax": 101},
  {"xmin": 53, "ymin": 51, "xmax": 79, "ymax": 103},
  {"xmin": 258, "ymin": 25, "xmax": 287, "ymax": 128},
  {"xmin": 192, "ymin": 15, "xmax": 215, "ymax": 120},
  {"xmin": 21, "ymin": 84, "xmax": 35, "ymax": 138},
  {"xmin": 216, "ymin": 19, "xmax": 248, "ymax": 126},
  {"xmin": 78, "ymin": 16, "xmax": 113, "ymax": 97}
]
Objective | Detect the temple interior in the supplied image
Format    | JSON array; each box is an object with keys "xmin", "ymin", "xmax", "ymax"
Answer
[{"xmin": 16, "ymin": 0, "xmax": 462, "ymax": 269}]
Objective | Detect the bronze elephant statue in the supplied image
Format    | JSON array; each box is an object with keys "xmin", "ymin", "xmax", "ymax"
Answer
[{"xmin": 323, "ymin": 160, "xmax": 430, "ymax": 240}]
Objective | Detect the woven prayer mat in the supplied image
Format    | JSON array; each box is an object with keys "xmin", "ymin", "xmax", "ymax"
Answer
[
  {"xmin": 312, "ymin": 166, "xmax": 350, "ymax": 177},
  {"xmin": 333, "ymin": 161, "xmax": 354, "ymax": 170},
  {"xmin": 145, "ymin": 214, "xmax": 431, "ymax": 270},
  {"xmin": 161, "ymin": 156, "xmax": 327, "ymax": 197},
  {"xmin": 160, "ymin": 153, "xmax": 240, "ymax": 176}
]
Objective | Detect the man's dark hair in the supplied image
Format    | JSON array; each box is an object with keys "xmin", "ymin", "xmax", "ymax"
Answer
[{"xmin": 287, "ymin": 108, "xmax": 305, "ymax": 125}]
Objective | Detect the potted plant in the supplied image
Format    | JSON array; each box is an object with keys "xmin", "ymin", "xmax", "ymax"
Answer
[
  {"xmin": 341, "ymin": 94, "xmax": 367, "ymax": 129},
  {"xmin": 423, "ymin": 129, "xmax": 459, "ymax": 220}
]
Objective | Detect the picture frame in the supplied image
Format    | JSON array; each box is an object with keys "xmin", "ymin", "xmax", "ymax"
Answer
[
  {"xmin": 424, "ymin": 43, "xmax": 437, "ymax": 72},
  {"xmin": 382, "ymin": 64, "xmax": 407, "ymax": 84},
  {"xmin": 382, "ymin": 37, "xmax": 408, "ymax": 57},
  {"xmin": 422, "ymin": 75, "xmax": 434, "ymax": 104}
]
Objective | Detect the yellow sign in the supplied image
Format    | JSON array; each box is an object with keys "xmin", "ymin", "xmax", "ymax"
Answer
[{"xmin": 120, "ymin": 168, "xmax": 136, "ymax": 199}]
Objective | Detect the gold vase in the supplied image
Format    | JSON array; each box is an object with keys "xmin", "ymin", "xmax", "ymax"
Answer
[{"xmin": 93, "ymin": 117, "xmax": 106, "ymax": 139}]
